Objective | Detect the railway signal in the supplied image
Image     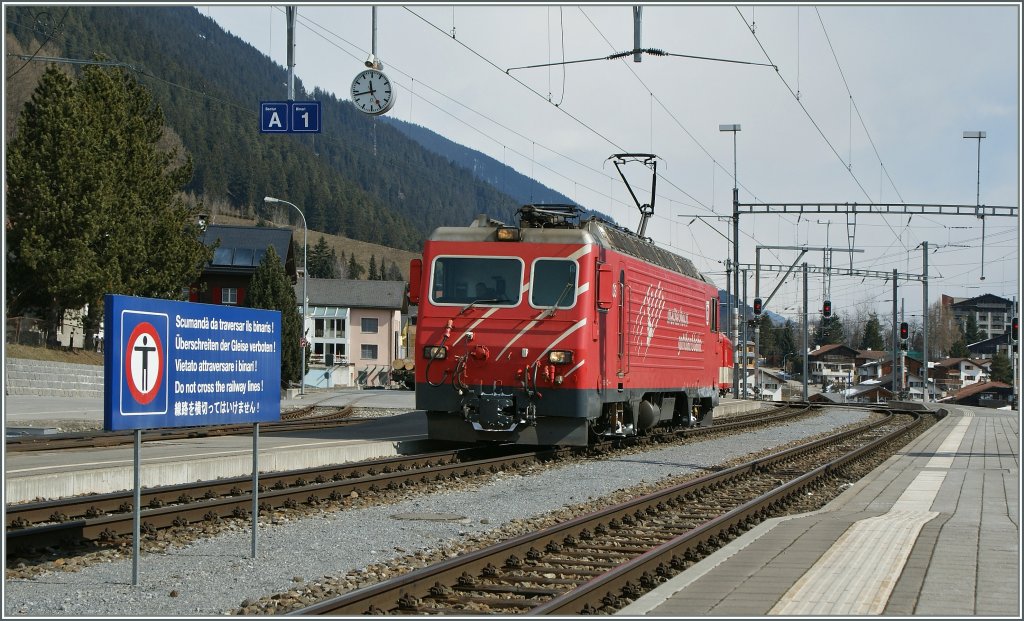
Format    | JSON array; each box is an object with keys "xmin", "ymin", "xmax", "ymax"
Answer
[
  {"xmin": 899, "ymin": 322, "xmax": 909, "ymax": 341},
  {"xmin": 1012, "ymin": 317, "xmax": 1018, "ymax": 342},
  {"xmin": 753, "ymin": 298, "xmax": 763, "ymax": 316},
  {"xmin": 822, "ymin": 300, "xmax": 832, "ymax": 318}
]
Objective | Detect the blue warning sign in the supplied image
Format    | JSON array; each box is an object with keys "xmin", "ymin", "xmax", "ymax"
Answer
[{"xmin": 104, "ymin": 294, "xmax": 282, "ymax": 431}]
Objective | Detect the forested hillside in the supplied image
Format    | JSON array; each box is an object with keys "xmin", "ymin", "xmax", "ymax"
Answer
[{"xmin": 4, "ymin": 5, "xmax": 559, "ymax": 250}]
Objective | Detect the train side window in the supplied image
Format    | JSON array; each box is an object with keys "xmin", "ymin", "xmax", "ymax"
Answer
[
  {"xmin": 710, "ymin": 297, "xmax": 719, "ymax": 332},
  {"xmin": 530, "ymin": 259, "xmax": 578, "ymax": 309}
]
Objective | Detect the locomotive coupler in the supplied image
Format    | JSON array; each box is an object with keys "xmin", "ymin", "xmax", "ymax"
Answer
[
  {"xmin": 524, "ymin": 403, "xmax": 537, "ymax": 427},
  {"xmin": 462, "ymin": 388, "xmax": 520, "ymax": 432}
]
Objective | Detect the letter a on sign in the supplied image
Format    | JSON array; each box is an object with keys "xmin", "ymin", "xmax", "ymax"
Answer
[{"xmin": 260, "ymin": 102, "xmax": 289, "ymax": 133}]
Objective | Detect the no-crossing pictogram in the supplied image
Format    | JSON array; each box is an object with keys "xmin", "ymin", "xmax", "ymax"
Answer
[
  {"xmin": 120, "ymin": 310, "xmax": 169, "ymax": 415},
  {"xmin": 125, "ymin": 322, "xmax": 164, "ymax": 404}
]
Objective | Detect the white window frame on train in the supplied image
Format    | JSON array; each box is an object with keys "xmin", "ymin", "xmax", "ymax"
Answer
[
  {"xmin": 428, "ymin": 255, "xmax": 524, "ymax": 308},
  {"xmin": 528, "ymin": 257, "xmax": 580, "ymax": 311}
]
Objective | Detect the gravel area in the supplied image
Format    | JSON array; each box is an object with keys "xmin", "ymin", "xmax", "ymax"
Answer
[{"xmin": 3, "ymin": 408, "xmax": 869, "ymax": 617}]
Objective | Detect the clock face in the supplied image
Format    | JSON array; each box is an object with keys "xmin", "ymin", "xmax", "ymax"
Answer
[{"xmin": 351, "ymin": 69, "xmax": 395, "ymax": 115}]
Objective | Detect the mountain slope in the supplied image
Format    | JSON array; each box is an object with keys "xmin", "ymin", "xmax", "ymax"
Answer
[{"xmin": 5, "ymin": 6, "xmax": 565, "ymax": 250}]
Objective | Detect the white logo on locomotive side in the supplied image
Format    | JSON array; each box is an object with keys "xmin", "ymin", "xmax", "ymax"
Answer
[
  {"xmin": 634, "ymin": 282, "xmax": 666, "ymax": 358},
  {"xmin": 677, "ymin": 332, "xmax": 704, "ymax": 354},
  {"xmin": 666, "ymin": 308, "xmax": 689, "ymax": 326}
]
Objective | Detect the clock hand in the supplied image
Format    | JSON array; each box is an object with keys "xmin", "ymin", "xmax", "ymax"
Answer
[{"xmin": 353, "ymin": 90, "xmax": 374, "ymax": 96}]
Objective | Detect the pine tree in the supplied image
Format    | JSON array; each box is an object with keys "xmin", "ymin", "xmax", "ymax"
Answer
[
  {"xmin": 246, "ymin": 246, "xmax": 303, "ymax": 387},
  {"xmin": 964, "ymin": 315, "xmax": 981, "ymax": 344},
  {"xmin": 368, "ymin": 255, "xmax": 378, "ymax": 281},
  {"xmin": 6, "ymin": 64, "xmax": 209, "ymax": 349},
  {"xmin": 347, "ymin": 254, "xmax": 365, "ymax": 279},
  {"xmin": 860, "ymin": 313, "xmax": 886, "ymax": 351},
  {"xmin": 989, "ymin": 352, "xmax": 1013, "ymax": 384},
  {"xmin": 308, "ymin": 235, "xmax": 337, "ymax": 278},
  {"xmin": 949, "ymin": 339, "xmax": 971, "ymax": 358}
]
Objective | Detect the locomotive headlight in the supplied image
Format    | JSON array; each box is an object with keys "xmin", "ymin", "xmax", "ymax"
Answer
[
  {"xmin": 548, "ymin": 350, "xmax": 573, "ymax": 365},
  {"xmin": 496, "ymin": 226, "xmax": 520, "ymax": 241},
  {"xmin": 423, "ymin": 345, "xmax": 447, "ymax": 360}
]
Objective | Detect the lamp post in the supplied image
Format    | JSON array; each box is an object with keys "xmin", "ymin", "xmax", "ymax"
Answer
[
  {"xmin": 720, "ymin": 123, "xmax": 741, "ymax": 398},
  {"xmin": 962, "ymin": 130, "xmax": 986, "ymax": 280},
  {"xmin": 264, "ymin": 196, "xmax": 307, "ymax": 396}
]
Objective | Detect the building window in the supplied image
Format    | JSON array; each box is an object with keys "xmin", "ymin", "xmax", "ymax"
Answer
[
  {"xmin": 361, "ymin": 344, "xmax": 378, "ymax": 360},
  {"xmin": 221, "ymin": 288, "xmax": 238, "ymax": 305},
  {"xmin": 361, "ymin": 317, "xmax": 378, "ymax": 333}
]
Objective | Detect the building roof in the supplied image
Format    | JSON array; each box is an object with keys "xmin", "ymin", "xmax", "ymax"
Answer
[
  {"xmin": 857, "ymin": 349, "xmax": 887, "ymax": 359},
  {"xmin": 938, "ymin": 381, "xmax": 1012, "ymax": 402},
  {"xmin": 950, "ymin": 293, "xmax": 1014, "ymax": 310},
  {"xmin": 202, "ymin": 224, "xmax": 294, "ymax": 272},
  {"xmin": 809, "ymin": 344, "xmax": 860, "ymax": 358},
  {"xmin": 298, "ymin": 278, "xmax": 407, "ymax": 311}
]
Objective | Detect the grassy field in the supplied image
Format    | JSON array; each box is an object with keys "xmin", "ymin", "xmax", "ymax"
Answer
[{"xmin": 5, "ymin": 343, "xmax": 104, "ymax": 366}]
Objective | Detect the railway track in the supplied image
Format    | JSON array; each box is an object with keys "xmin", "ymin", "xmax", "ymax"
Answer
[
  {"xmin": 5, "ymin": 404, "xmax": 810, "ymax": 557},
  {"xmin": 4, "ymin": 405, "xmax": 358, "ymax": 452},
  {"xmin": 286, "ymin": 408, "xmax": 933, "ymax": 615}
]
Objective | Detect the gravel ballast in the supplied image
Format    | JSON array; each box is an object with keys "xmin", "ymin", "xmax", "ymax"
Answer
[{"xmin": 3, "ymin": 408, "xmax": 868, "ymax": 617}]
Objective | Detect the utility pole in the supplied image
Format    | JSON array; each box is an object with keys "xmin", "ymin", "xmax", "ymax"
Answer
[
  {"xmin": 286, "ymin": 7, "xmax": 296, "ymax": 101},
  {"xmin": 802, "ymin": 262, "xmax": 809, "ymax": 401},
  {"xmin": 892, "ymin": 269, "xmax": 899, "ymax": 398},
  {"xmin": 922, "ymin": 241, "xmax": 929, "ymax": 402},
  {"xmin": 742, "ymin": 269, "xmax": 748, "ymax": 398}
]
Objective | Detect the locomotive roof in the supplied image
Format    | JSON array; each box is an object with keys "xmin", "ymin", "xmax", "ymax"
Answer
[{"xmin": 428, "ymin": 212, "xmax": 713, "ymax": 286}]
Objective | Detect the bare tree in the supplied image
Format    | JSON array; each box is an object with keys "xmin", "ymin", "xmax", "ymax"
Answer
[{"xmin": 927, "ymin": 300, "xmax": 963, "ymax": 358}]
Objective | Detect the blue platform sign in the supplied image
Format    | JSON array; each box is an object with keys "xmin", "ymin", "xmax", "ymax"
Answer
[
  {"xmin": 260, "ymin": 101, "xmax": 290, "ymax": 133},
  {"xmin": 290, "ymin": 101, "xmax": 321, "ymax": 133},
  {"xmin": 104, "ymin": 294, "xmax": 282, "ymax": 431},
  {"xmin": 260, "ymin": 100, "xmax": 321, "ymax": 134}
]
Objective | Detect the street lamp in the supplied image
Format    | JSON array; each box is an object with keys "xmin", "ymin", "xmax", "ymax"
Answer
[
  {"xmin": 720, "ymin": 123, "xmax": 741, "ymax": 398},
  {"xmin": 962, "ymin": 130, "xmax": 986, "ymax": 280},
  {"xmin": 264, "ymin": 196, "xmax": 308, "ymax": 396}
]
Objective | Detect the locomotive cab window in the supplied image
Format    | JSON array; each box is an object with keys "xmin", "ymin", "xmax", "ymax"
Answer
[
  {"xmin": 430, "ymin": 256, "xmax": 522, "ymax": 306},
  {"xmin": 531, "ymin": 259, "xmax": 578, "ymax": 309}
]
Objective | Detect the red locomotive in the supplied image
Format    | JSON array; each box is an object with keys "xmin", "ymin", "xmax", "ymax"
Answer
[{"xmin": 407, "ymin": 156, "xmax": 732, "ymax": 446}]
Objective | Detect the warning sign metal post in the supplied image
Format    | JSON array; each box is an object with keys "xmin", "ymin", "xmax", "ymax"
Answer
[{"xmin": 104, "ymin": 294, "xmax": 282, "ymax": 584}]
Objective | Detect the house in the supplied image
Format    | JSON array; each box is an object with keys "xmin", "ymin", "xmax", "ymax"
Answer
[
  {"xmin": 930, "ymin": 358, "xmax": 986, "ymax": 395},
  {"xmin": 967, "ymin": 331, "xmax": 1015, "ymax": 359},
  {"xmin": 297, "ymin": 278, "xmax": 407, "ymax": 389},
  {"xmin": 863, "ymin": 371, "xmax": 939, "ymax": 401},
  {"xmin": 810, "ymin": 382, "xmax": 894, "ymax": 404},
  {"xmin": 742, "ymin": 368, "xmax": 794, "ymax": 401},
  {"xmin": 190, "ymin": 224, "xmax": 297, "ymax": 306},
  {"xmin": 943, "ymin": 293, "xmax": 1015, "ymax": 341},
  {"xmin": 807, "ymin": 344, "xmax": 860, "ymax": 387},
  {"xmin": 938, "ymin": 381, "xmax": 1014, "ymax": 408}
]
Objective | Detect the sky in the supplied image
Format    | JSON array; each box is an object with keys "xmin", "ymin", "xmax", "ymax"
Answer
[{"xmin": 200, "ymin": 2, "xmax": 1021, "ymax": 332}]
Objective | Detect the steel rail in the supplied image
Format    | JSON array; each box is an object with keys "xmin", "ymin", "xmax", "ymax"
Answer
[
  {"xmin": 5, "ymin": 405, "xmax": 808, "ymax": 556},
  {"xmin": 5, "ymin": 448, "xmax": 561, "ymax": 554},
  {"xmin": 5, "ymin": 405, "xmax": 355, "ymax": 452},
  {"xmin": 287, "ymin": 409, "xmax": 915, "ymax": 615},
  {"xmin": 531, "ymin": 410, "xmax": 925, "ymax": 614}
]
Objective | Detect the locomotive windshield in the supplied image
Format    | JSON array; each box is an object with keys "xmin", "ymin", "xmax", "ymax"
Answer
[
  {"xmin": 531, "ymin": 259, "xmax": 578, "ymax": 309},
  {"xmin": 430, "ymin": 257, "xmax": 522, "ymax": 306}
]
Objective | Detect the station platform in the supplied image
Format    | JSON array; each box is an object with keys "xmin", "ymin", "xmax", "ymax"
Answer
[
  {"xmin": 621, "ymin": 403, "xmax": 1020, "ymax": 617},
  {"xmin": 3, "ymin": 389, "xmax": 427, "ymax": 504},
  {"xmin": 3, "ymin": 391, "xmax": 766, "ymax": 504}
]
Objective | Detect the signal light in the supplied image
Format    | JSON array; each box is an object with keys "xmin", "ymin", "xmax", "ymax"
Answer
[
  {"xmin": 753, "ymin": 298, "xmax": 763, "ymax": 316},
  {"xmin": 822, "ymin": 300, "xmax": 832, "ymax": 318},
  {"xmin": 1012, "ymin": 317, "xmax": 1018, "ymax": 342},
  {"xmin": 899, "ymin": 322, "xmax": 909, "ymax": 341}
]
